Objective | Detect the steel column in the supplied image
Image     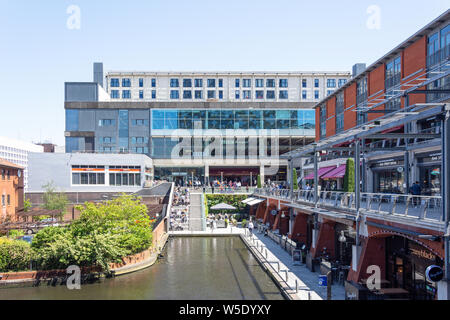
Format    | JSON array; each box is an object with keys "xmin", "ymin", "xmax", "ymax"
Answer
[
  {"xmin": 443, "ymin": 104, "xmax": 450, "ymax": 280},
  {"xmin": 314, "ymin": 146, "xmax": 318, "ymax": 207}
]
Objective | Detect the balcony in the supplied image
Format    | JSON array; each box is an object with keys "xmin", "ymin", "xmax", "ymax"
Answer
[
  {"xmin": 254, "ymin": 188, "xmax": 444, "ymax": 229},
  {"xmin": 385, "ymin": 73, "xmax": 401, "ymax": 90},
  {"xmin": 427, "ymin": 44, "xmax": 450, "ymax": 69}
]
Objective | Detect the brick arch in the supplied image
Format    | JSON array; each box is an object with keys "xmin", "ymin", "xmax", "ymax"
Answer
[
  {"xmin": 368, "ymin": 230, "xmax": 443, "ymax": 260},
  {"xmin": 263, "ymin": 204, "xmax": 278, "ymax": 227}
]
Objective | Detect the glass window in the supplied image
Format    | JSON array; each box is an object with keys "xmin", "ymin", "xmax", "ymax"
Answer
[
  {"xmin": 235, "ymin": 90, "xmax": 240, "ymax": 99},
  {"xmin": 266, "ymin": 79, "xmax": 275, "ymax": 88},
  {"xmin": 195, "ymin": 90, "xmax": 203, "ymax": 99},
  {"xmin": 110, "ymin": 78, "xmax": 120, "ymax": 87},
  {"xmin": 170, "ymin": 90, "xmax": 180, "ymax": 99},
  {"xmin": 243, "ymin": 90, "xmax": 251, "ymax": 99},
  {"xmin": 207, "ymin": 90, "xmax": 216, "ymax": 99},
  {"xmin": 218, "ymin": 79, "xmax": 223, "ymax": 88},
  {"xmin": 207, "ymin": 79, "xmax": 216, "ymax": 87},
  {"xmin": 302, "ymin": 79, "xmax": 307, "ymax": 88},
  {"xmin": 152, "ymin": 90, "xmax": 156, "ymax": 99},
  {"xmin": 111, "ymin": 90, "xmax": 119, "ymax": 99},
  {"xmin": 72, "ymin": 173, "xmax": 80, "ymax": 184},
  {"xmin": 183, "ymin": 90, "xmax": 192, "ymax": 99},
  {"xmin": 338, "ymin": 79, "xmax": 347, "ymax": 88},
  {"xmin": 66, "ymin": 109, "xmax": 79, "ymax": 131},
  {"xmin": 243, "ymin": 79, "xmax": 251, "ymax": 87},
  {"xmin": 327, "ymin": 79, "xmax": 336, "ymax": 88},
  {"xmin": 327, "ymin": 90, "xmax": 334, "ymax": 96},
  {"xmin": 314, "ymin": 79, "xmax": 319, "ymax": 88},
  {"xmin": 255, "ymin": 79, "xmax": 264, "ymax": 87},
  {"xmin": 122, "ymin": 78, "xmax": 131, "ymax": 87},
  {"xmin": 314, "ymin": 90, "xmax": 319, "ymax": 99},
  {"xmin": 194, "ymin": 79, "xmax": 203, "ymax": 87},
  {"xmin": 183, "ymin": 79, "xmax": 192, "ymax": 87},
  {"xmin": 279, "ymin": 79, "xmax": 288, "ymax": 87},
  {"xmin": 139, "ymin": 78, "xmax": 144, "ymax": 87},
  {"xmin": 279, "ymin": 90, "xmax": 288, "ymax": 99},
  {"xmin": 255, "ymin": 90, "xmax": 264, "ymax": 99},
  {"xmin": 266, "ymin": 90, "xmax": 275, "ymax": 99},
  {"xmin": 235, "ymin": 79, "xmax": 240, "ymax": 87},
  {"xmin": 218, "ymin": 90, "xmax": 223, "ymax": 99},
  {"xmin": 139, "ymin": 90, "xmax": 144, "ymax": 99},
  {"xmin": 170, "ymin": 79, "xmax": 179, "ymax": 87},
  {"xmin": 122, "ymin": 90, "xmax": 131, "ymax": 99},
  {"xmin": 151, "ymin": 78, "xmax": 156, "ymax": 87},
  {"xmin": 302, "ymin": 90, "xmax": 307, "ymax": 99}
]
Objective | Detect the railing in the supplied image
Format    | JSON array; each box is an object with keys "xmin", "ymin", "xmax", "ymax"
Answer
[
  {"xmin": 385, "ymin": 73, "xmax": 401, "ymax": 90},
  {"xmin": 427, "ymin": 44, "xmax": 450, "ymax": 69},
  {"xmin": 204, "ymin": 186, "xmax": 257, "ymax": 194},
  {"xmin": 254, "ymin": 188, "xmax": 443, "ymax": 222}
]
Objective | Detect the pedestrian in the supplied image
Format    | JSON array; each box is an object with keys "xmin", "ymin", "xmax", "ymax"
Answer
[
  {"xmin": 248, "ymin": 220, "xmax": 254, "ymax": 234},
  {"xmin": 410, "ymin": 181, "xmax": 422, "ymax": 207}
]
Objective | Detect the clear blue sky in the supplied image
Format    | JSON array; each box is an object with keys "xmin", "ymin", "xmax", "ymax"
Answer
[{"xmin": 0, "ymin": 0, "xmax": 448, "ymax": 146}]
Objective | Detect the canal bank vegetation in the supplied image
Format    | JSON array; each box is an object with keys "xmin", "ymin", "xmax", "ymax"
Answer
[{"xmin": 0, "ymin": 195, "xmax": 154, "ymax": 273}]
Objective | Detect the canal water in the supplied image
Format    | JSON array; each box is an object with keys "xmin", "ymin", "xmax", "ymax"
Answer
[{"xmin": 0, "ymin": 237, "xmax": 285, "ymax": 300}]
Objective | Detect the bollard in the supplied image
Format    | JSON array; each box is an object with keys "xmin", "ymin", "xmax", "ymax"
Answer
[
  {"xmin": 295, "ymin": 279, "xmax": 298, "ymax": 293},
  {"xmin": 265, "ymin": 248, "xmax": 268, "ymax": 259},
  {"xmin": 277, "ymin": 262, "xmax": 280, "ymax": 273},
  {"xmin": 308, "ymin": 291, "xmax": 311, "ymax": 300},
  {"xmin": 285, "ymin": 270, "xmax": 289, "ymax": 282}
]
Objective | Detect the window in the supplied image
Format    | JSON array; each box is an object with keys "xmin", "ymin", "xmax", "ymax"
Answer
[
  {"xmin": 279, "ymin": 90, "xmax": 288, "ymax": 99},
  {"xmin": 327, "ymin": 90, "xmax": 334, "ymax": 96},
  {"xmin": 183, "ymin": 90, "xmax": 192, "ymax": 99},
  {"xmin": 255, "ymin": 90, "xmax": 264, "ymax": 99},
  {"xmin": 151, "ymin": 78, "xmax": 156, "ymax": 87},
  {"xmin": 99, "ymin": 119, "xmax": 115, "ymax": 127},
  {"xmin": 385, "ymin": 56, "xmax": 401, "ymax": 89},
  {"xmin": 255, "ymin": 79, "xmax": 264, "ymax": 87},
  {"xmin": 195, "ymin": 90, "xmax": 203, "ymax": 99},
  {"xmin": 207, "ymin": 79, "xmax": 216, "ymax": 88},
  {"xmin": 103, "ymin": 137, "xmax": 113, "ymax": 143},
  {"xmin": 302, "ymin": 90, "xmax": 307, "ymax": 99},
  {"xmin": 111, "ymin": 90, "xmax": 119, "ymax": 99},
  {"xmin": 131, "ymin": 137, "xmax": 148, "ymax": 144},
  {"xmin": 320, "ymin": 104, "xmax": 326, "ymax": 138},
  {"xmin": 235, "ymin": 79, "xmax": 240, "ymax": 88},
  {"xmin": 7, "ymin": 194, "xmax": 10, "ymax": 206},
  {"xmin": 243, "ymin": 79, "xmax": 251, "ymax": 87},
  {"xmin": 1, "ymin": 169, "xmax": 4, "ymax": 180},
  {"xmin": 218, "ymin": 79, "xmax": 223, "ymax": 88},
  {"xmin": 207, "ymin": 90, "xmax": 216, "ymax": 99},
  {"xmin": 1, "ymin": 195, "xmax": 4, "ymax": 206},
  {"xmin": 327, "ymin": 79, "xmax": 336, "ymax": 88},
  {"xmin": 338, "ymin": 79, "xmax": 347, "ymax": 88},
  {"xmin": 356, "ymin": 77, "xmax": 368, "ymax": 105},
  {"xmin": 139, "ymin": 78, "xmax": 144, "ymax": 87},
  {"xmin": 218, "ymin": 90, "xmax": 223, "ymax": 99},
  {"xmin": 6, "ymin": 170, "xmax": 9, "ymax": 180},
  {"xmin": 110, "ymin": 78, "xmax": 120, "ymax": 87},
  {"xmin": 336, "ymin": 92, "xmax": 344, "ymax": 132},
  {"xmin": 122, "ymin": 78, "xmax": 131, "ymax": 87},
  {"xmin": 266, "ymin": 90, "xmax": 275, "ymax": 99},
  {"xmin": 302, "ymin": 79, "xmax": 307, "ymax": 88},
  {"xmin": 235, "ymin": 90, "xmax": 240, "ymax": 99},
  {"xmin": 183, "ymin": 79, "xmax": 192, "ymax": 88},
  {"xmin": 279, "ymin": 79, "xmax": 288, "ymax": 88},
  {"xmin": 194, "ymin": 79, "xmax": 203, "ymax": 87},
  {"xmin": 122, "ymin": 90, "xmax": 131, "ymax": 99},
  {"xmin": 170, "ymin": 79, "xmax": 179, "ymax": 87},
  {"xmin": 139, "ymin": 90, "xmax": 144, "ymax": 99},
  {"xmin": 314, "ymin": 90, "xmax": 319, "ymax": 99},
  {"xmin": 132, "ymin": 119, "xmax": 149, "ymax": 126},
  {"xmin": 314, "ymin": 79, "xmax": 319, "ymax": 88},
  {"xmin": 170, "ymin": 90, "xmax": 180, "ymax": 99},
  {"xmin": 266, "ymin": 79, "xmax": 275, "ymax": 88},
  {"xmin": 152, "ymin": 90, "xmax": 156, "ymax": 99},
  {"xmin": 243, "ymin": 90, "xmax": 251, "ymax": 99}
]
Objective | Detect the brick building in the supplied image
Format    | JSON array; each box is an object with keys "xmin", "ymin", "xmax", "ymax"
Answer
[{"xmin": 0, "ymin": 158, "xmax": 24, "ymax": 222}]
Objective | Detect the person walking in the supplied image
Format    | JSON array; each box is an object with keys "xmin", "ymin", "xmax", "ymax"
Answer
[
  {"xmin": 410, "ymin": 181, "xmax": 422, "ymax": 207},
  {"xmin": 248, "ymin": 220, "xmax": 254, "ymax": 235}
]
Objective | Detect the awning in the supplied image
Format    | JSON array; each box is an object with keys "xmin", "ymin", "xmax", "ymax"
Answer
[
  {"xmin": 304, "ymin": 166, "xmax": 336, "ymax": 180},
  {"xmin": 242, "ymin": 197, "xmax": 257, "ymax": 204},
  {"xmin": 247, "ymin": 198, "xmax": 266, "ymax": 206},
  {"xmin": 322, "ymin": 165, "xmax": 346, "ymax": 180}
]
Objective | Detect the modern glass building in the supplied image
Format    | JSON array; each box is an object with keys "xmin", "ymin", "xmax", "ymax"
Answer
[{"xmin": 64, "ymin": 64, "xmax": 350, "ymax": 185}]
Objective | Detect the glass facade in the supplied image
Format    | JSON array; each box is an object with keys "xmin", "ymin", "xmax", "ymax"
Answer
[
  {"xmin": 66, "ymin": 109, "xmax": 79, "ymax": 131},
  {"xmin": 118, "ymin": 110, "xmax": 129, "ymax": 152}
]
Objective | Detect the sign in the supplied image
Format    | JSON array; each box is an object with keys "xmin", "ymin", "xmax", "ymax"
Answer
[
  {"xmin": 397, "ymin": 167, "xmax": 404, "ymax": 173},
  {"xmin": 426, "ymin": 265, "xmax": 444, "ymax": 282},
  {"xmin": 270, "ymin": 210, "xmax": 278, "ymax": 216},
  {"xmin": 318, "ymin": 275, "xmax": 327, "ymax": 287}
]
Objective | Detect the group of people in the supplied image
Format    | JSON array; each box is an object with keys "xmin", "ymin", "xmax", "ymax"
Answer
[
  {"xmin": 170, "ymin": 187, "xmax": 190, "ymax": 231},
  {"xmin": 209, "ymin": 179, "xmax": 251, "ymax": 193}
]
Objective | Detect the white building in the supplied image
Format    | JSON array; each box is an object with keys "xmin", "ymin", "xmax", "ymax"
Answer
[{"xmin": 0, "ymin": 136, "xmax": 44, "ymax": 190}]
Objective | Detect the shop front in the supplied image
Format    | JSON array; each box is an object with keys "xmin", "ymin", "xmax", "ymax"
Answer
[
  {"xmin": 370, "ymin": 158, "xmax": 405, "ymax": 194},
  {"xmin": 416, "ymin": 152, "xmax": 441, "ymax": 196},
  {"xmin": 385, "ymin": 236, "xmax": 443, "ymax": 300},
  {"xmin": 209, "ymin": 167, "xmax": 259, "ymax": 186},
  {"xmin": 154, "ymin": 166, "xmax": 205, "ymax": 186}
]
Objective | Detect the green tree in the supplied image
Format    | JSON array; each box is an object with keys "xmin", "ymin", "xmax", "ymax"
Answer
[
  {"xmin": 24, "ymin": 197, "xmax": 32, "ymax": 212},
  {"xmin": 42, "ymin": 182, "xmax": 69, "ymax": 219},
  {"xmin": 257, "ymin": 175, "xmax": 262, "ymax": 188},
  {"xmin": 292, "ymin": 168, "xmax": 298, "ymax": 190},
  {"xmin": 343, "ymin": 158, "xmax": 355, "ymax": 192}
]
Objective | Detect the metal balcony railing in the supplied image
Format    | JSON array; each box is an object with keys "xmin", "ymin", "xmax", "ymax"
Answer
[
  {"xmin": 427, "ymin": 44, "xmax": 450, "ymax": 69},
  {"xmin": 254, "ymin": 189, "xmax": 443, "ymax": 222},
  {"xmin": 385, "ymin": 73, "xmax": 401, "ymax": 90}
]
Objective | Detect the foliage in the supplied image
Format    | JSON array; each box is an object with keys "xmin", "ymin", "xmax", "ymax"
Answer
[
  {"xmin": 0, "ymin": 238, "xmax": 35, "ymax": 272},
  {"xmin": 205, "ymin": 194, "xmax": 248, "ymax": 214},
  {"xmin": 257, "ymin": 175, "xmax": 262, "ymax": 189},
  {"xmin": 24, "ymin": 198, "xmax": 32, "ymax": 212},
  {"xmin": 31, "ymin": 194, "xmax": 153, "ymax": 272},
  {"xmin": 8, "ymin": 230, "xmax": 25, "ymax": 239},
  {"xmin": 343, "ymin": 158, "xmax": 355, "ymax": 193},
  {"xmin": 33, "ymin": 215, "xmax": 51, "ymax": 222},
  {"xmin": 242, "ymin": 219, "xmax": 247, "ymax": 227},
  {"xmin": 292, "ymin": 168, "xmax": 298, "ymax": 190},
  {"xmin": 42, "ymin": 181, "xmax": 69, "ymax": 218}
]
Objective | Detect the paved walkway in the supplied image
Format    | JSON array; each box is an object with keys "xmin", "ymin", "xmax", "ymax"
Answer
[{"xmin": 188, "ymin": 192, "xmax": 204, "ymax": 231}]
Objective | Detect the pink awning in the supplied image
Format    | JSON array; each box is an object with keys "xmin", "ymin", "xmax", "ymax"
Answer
[
  {"xmin": 304, "ymin": 166, "xmax": 336, "ymax": 180},
  {"xmin": 322, "ymin": 164, "xmax": 346, "ymax": 180}
]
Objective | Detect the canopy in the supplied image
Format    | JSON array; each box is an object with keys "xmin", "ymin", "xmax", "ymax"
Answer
[
  {"xmin": 210, "ymin": 203, "xmax": 237, "ymax": 210},
  {"xmin": 322, "ymin": 165, "xmax": 346, "ymax": 180},
  {"xmin": 241, "ymin": 197, "xmax": 257, "ymax": 204},
  {"xmin": 246, "ymin": 198, "xmax": 265, "ymax": 206},
  {"xmin": 304, "ymin": 166, "xmax": 336, "ymax": 180}
]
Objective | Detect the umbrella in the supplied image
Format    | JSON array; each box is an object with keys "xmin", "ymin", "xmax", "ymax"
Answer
[{"xmin": 210, "ymin": 203, "xmax": 237, "ymax": 210}]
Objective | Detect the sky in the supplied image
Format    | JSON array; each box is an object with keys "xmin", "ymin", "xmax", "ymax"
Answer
[{"xmin": 0, "ymin": 0, "xmax": 448, "ymax": 146}]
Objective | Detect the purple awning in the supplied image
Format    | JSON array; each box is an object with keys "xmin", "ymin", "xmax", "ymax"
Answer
[
  {"xmin": 304, "ymin": 166, "xmax": 336, "ymax": 180},
  {"xmin": 322, "ymin": 164, "xmax": 346, "ymax": 179}
]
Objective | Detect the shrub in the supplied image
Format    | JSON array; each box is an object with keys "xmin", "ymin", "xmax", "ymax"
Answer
[
  {"xmin": 293, "ymin": 168, "xmax": 298, "ymax": 190},
  {"xmin": 343, "ymin": 158, "xmax": 355, "ymax": 192},
  {"xmin": 257, "ymin": 175, "xmax": 262, "ymax": 188},
  {"xmin": 0, "ymin": 238, "xmax": 34, "ymax": 272}
]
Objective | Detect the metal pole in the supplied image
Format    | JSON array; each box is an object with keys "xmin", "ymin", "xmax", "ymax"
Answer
[
  {"xmin": 355, "ymin": 140, "xmax": 361, "ymax": 248},
  {"xmin": 404, "ymin": 94, "xmax": 410, "ymax": 195},
  {"xmin": 361, "ymin": 139, "xmax": 366, "ymax": 193},
  {"xmin": 314, "ymin": 146, "xmax": 318, "ymax": 207},
  {"xmin": 443, "ymin": 104, "xmax": 450, "ymax": 280}
]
